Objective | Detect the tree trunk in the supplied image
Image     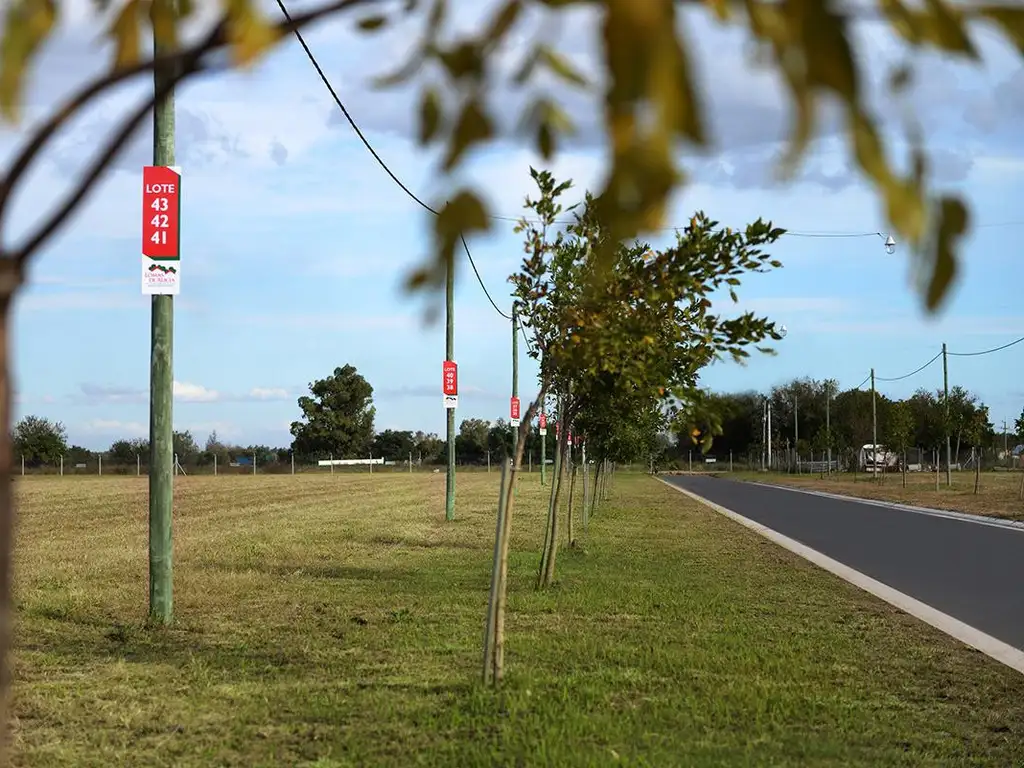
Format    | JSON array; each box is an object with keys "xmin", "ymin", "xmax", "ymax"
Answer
[
  {"xmin": 902, "ymin": 450, "xmax": 907, "ymax": 488},
  {"xmin": 481, "ymin": 461, "xmax": 510, "ymax": 685},
  {"xmin": 0, "ymin": 287, "xmax": 14, "ymax": 762},
  {"xmin": 485, "ymin": 391, "xmax": 543, "ymax": 685},
  {"xmin": 540, "ymin": 426, "xmax": 568, "ymax": 589},
  {"xmin": 974, "ymin": 447, "xmax": 980, "ymax": 495},
  {"xmin": 566, "ymin": 454, "xmax": 578, "ymax": 548}
]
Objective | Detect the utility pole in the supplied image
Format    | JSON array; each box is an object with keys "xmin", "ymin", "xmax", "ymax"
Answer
[
  {"xmin": 825, "ymin": 383, "xmax": 832, "ymax": 475},
  {"xmin": 942, "ymin": 342, "xmax": 951, "ymax": 487},
  {"xmin": 1003, "ymin": 420, "xmax": 1009, "ymax": 469},
  {"xmin": 148, "ymin": 4, "xmax": 176, "ymax": 625},
  {"xmin": 794, "ymin": 395, "xmax": 799, "ymax": 473},
  {"xmin": 871, "ymin": 368, "xmax": 878, "ymax": 480},
  {"xmin": 445, "ymin": 252, "xmax": 456, "ymax": 521},
  {"xmin": 766, "ymin": 398, "xmax": 772, "ymax": 471},
  {"xmin": 511, "ymin": 303, "xmax": 519, "ymax": 461}
]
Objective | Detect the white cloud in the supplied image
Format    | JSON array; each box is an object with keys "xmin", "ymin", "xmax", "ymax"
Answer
[
  {"xmin": 248, "ymin": 387, "xmax": 290, "ymax": 401},
  {"xmin": 81, "ymin": 418, "xmax": 146, "ymax": 436},
  {"xmin": 173, "ymin": 380, "xmax": 219, "ymax": 403}
]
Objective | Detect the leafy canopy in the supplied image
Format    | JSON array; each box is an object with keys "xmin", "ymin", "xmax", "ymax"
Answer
[
  {"xmin": 12, "ymin": 415, "xmax": 67, "ymax": 466},
  {"xmin": 290, "ymin": 364, "xmax": 376, "ymax": 459},
  {"xmin": 2, "ymin": 0, "xmax": 1023, "ymax": 311},
  {"xmin": 510, "ymin": 167, "xmax": 785, "ymax": 458}
]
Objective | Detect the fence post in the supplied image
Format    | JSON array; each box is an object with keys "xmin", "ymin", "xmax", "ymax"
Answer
[
  {"xmin": 291, "ymin": 451, "xmax": 295, "ymax": 475},
  {"xmin": 253, "ymin": 453, "xmax": 257, "ymax": 475},
  {"xmin": 688, "ymin": 451, "xmax": 692, "ymax": 473},
  {"xmin": 330, "ymin": 453, "xmax": 334, "ymax": 474},
  {"xmin": 213, "ymin": 453, "xmax": 218, "ymax": 476},
  {"xmin": 729, "ymin": 451, "xmax": 733, "ymax": 472},
  {"xmin": 98, "ymin": 454, "xmax": 102, "ymax": 476},
  {"xmin": 20, "ymin": 454, "xmax": 23, "ymax": 477},
  {"xmin": 60, "ymin": 455, "xmax": 63, "ymax": 476},
  {"xmin": 137, "ymin": 453, "xmax": 140, "ymax": 476},
  {"xmin": 409, "ymin": 452, "xmax": 413, "ymax": 473}
]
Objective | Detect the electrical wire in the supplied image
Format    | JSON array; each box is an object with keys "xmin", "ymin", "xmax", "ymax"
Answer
[
  {"xmin": 274, "ymin": 0, "xmax": 515, "ymax": 325},
  {"xmin": 874, "ymin": 350, "xmax": 944, "ymax": 383},
  {"xmin": 948, "ymin": 335, "xmax": 1024, "ymax": 357}
]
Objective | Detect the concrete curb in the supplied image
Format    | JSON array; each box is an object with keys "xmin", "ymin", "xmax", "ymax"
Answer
[
  {"xmin": 744, "ymin": 480, "xmax": 1024, "ymax": 534},
  {"xmin": 657, "ymin": 476, "xmax": 1024, "ymax": 677}
]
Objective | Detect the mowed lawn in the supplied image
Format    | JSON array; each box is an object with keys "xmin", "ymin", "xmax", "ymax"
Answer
[
  {"xmin": 11, "ymin": 472, "xmax": 1024, "ymax": 767},
  {"xmin": 729, "ymin": 470, "xmax": 1024, "ymax": 519}
]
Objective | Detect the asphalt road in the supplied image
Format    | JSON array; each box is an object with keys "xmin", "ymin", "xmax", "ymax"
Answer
[{"xmin": 664, "ymin": 474, "xmax": 1024, "ymax": 650}]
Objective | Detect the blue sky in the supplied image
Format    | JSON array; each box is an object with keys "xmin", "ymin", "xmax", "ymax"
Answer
[{"xmin": 2, "ymin": 0, "xmax": 1022, "ymax": 450}]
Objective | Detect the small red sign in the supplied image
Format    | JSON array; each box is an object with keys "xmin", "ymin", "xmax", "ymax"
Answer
[
  {"xmin": 442, "ymin": 360, "xmax": 458, "ymax": 396},
  {"xmin": 510, "ymin": 397, "xmax": 520, "ymax": 421},
  {"xmin": 567, "ymin": 431, "xmax": 573, "ymax": 446},
  {"xmin": 142, "ymin": 166, "xmax": 181, "ymax": 259},
  {"xmin": 555, "ymin": 422, "xmax": 560, "ymax": 440},
  {"xmin": 539, "ymin": 413, "xmax": 547, "ymax": 429}
]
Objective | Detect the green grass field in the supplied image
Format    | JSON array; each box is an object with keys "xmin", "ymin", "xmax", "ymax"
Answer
[{"xmin": 10, "ymin": 473, "xmax": 1024, "ymax": 766}]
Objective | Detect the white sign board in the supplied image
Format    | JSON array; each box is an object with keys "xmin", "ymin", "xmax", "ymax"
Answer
[{"xmin": 443, "ymin": 394, "xmax": 458, "ymax": 409}]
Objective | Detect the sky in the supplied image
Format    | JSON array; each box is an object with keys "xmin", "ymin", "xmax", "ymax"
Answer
[{"xmin": 2, "ymin": 0, "xmax": 1023, "ymax": 451}]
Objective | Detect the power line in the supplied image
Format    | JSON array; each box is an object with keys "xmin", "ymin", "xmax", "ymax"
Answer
[
  {"xmin": 948, "ymin": 335, "xmax": 1024, "ymax": 357},
  {"xmin": 875, "ymin": 350, "xmax": 944, "ymax": 382},
  {"xmin": 274, "ymin": 0, "xmax": 513, "ymax": 324}
]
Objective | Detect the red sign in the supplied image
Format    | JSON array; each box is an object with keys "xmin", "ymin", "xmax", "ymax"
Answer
[
  {"xmin": 539, "ymin": 413, "xmax": 547, "ymax": 429},
  {"xmin": 555, "ymin": 422, "xmax": 560, "ymax": 440},
  {"xmin": 142, "ymin": 166, "xmax": 181, "ymax": 259},
  {"xmin": 442, "ymin": 360, "xmax": 458, "ymax": 395},
  {"xmin": 510, "ymin": 397, "xmax": 520, "ymax": 421},
  {"xmin": 567, "ymin": 431, "xmax": 573, "ymax": 446}
]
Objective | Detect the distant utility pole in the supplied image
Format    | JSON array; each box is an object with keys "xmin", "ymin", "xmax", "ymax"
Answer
[
  {"xmin": 870, "ymin": 368, "xmax": 878, "ymax": 479},
  {"xmin": 1003, "ymin": 420, "xmax": 1009, "ymax": 469},
  {"xmin": 766, "ymin": 398, "xmax": 772, "ymax": 471},
  {"xmin": 445, "ymin": 253, "xmax": 456, "ymax": 521},
  {"xmin": 148, "ymin": 5, "xmax": 176, "ymax": 625},
  {"xmin": 825, "ymin": 383, "xmax": 832, "ymax": 475},
  {"xmin": 942, "ymin": 342, "xmax": 951, "ymax": 486},
  {"xmin": 793, "ymin": 395, "xmax": 799, "ymax": 473},
  {"xmin": 511, "ymin": 303, "xmax": 519, "ymax": 460}
]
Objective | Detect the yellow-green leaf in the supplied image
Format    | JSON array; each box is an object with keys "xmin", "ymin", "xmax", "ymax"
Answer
[
  {"xmin": 538, "ymin": 46, "xmax": 588, "ymax": 88},
  {"xmin": 437, "ymin": 41, "xmax": 482, "ymax": 81},
  {"xmin": 483, "ymin": 0, "xmax": 522, "ymax": 47},
  {"xmin": 979, "ymin": 6, "xmax": 1024, "ymax": 54},
  {"xmin": 149, "ymin": 0, "xmax": 180, "ymax": 52},
  {"xmin": 222, "ymin": 0, "xmax": 281, "ymax": 68},
  {"xmin": 921, "ymin": 0, "xmax": 978, "ymax": 57},
  {"xmin": 442, "ymin": 98, "xmax": 494, "ymax": 172},
  {"xmin": 0, "ymin": 0, "xmax": 56, "ymax": 121},
  {"xmin": 924, "ymin": 196, "xmax": 967, "ymax": 311},
  {"xmin": 356, "ymin": 14, "xmax": 388, "ymax": 32},
  {"xmin": 417, "ymin": 87, "xmax": 442, "ymax": 145},
  {"xmin": 109, "ymin": 0, "xmax": 143, "ymax": 69}
]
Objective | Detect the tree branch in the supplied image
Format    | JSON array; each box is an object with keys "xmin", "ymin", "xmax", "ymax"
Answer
[{"xmin": 0, "ymin": 0, "xmax": 382, "ymax": 266}]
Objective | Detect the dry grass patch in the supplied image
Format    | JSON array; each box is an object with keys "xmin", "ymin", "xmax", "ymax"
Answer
[
  {"xmin": 9, "ymin": 472, "xmax": 1024, "ymax": 766},
  {"xmin": 729, "ymin": 470, "xmax": 1024, "ymax": 519}
]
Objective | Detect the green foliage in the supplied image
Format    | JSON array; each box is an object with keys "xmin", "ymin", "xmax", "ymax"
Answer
[
  {"xmin": 1015, "ymin": 407, "xmax": 1024, "ymax": 441},
  {"xmin": 108, "ymin": 437, "xmax": 147, "ymax": 463},
  {"xmin": 172, "ymin": 429, "xmax": 199, "ymax": 461},
  {"xmin": 12, "ymin": 415, "xmax": 67, "ymax": 466},
  {"xmin": 510, "ymin": 167, "xmax": 784, "ymax": 464},
  {"xmin": 887, "ymin": 401, "xmax": 915, "ymax": 454},
  {"xmin": 290, "ymin": 364, "xmax": 376, "ymax": 460},
  {"xmin": 371, "ymin": 429, "xmax": 415, "ymax": 463}
]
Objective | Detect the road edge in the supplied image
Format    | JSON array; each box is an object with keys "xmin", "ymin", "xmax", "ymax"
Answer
[
  {"xmin": 744, "ymin": 480, "xmax": 1024, "ymax": 533},
  {"xmin": 656, "ymin": 476, "xmax": 1024, "ymax": 677}
]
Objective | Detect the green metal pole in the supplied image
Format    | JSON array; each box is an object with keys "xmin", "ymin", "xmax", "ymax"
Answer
[
  {"xmin": 148, "ymin": 9, "xmax": 175, "ymax": 625},
  {"xmin": 445, "ymin": 253, "xmax": 456, "ymax": 521},
  {"xmin": 511, "ymin": 303, "xmax": 519, "ymax": 461}
]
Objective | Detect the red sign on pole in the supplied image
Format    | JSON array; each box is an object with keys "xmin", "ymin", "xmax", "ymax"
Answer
[
  {"xmin": 539, "ymin": 413, "xmax": 547, "ymax": 429},
  {"xmin": 510, "ymin": 397, "xmax": 521, "ymax": 422},
  {"xmin": 142, "ymin": 166, "xmax": 181, "ymax": 259},
  {"xmin": 442, "ymin": 360, "xmax": 458, "ymax": 395},
  {"xmin": 555, "ymin": 422, "xmax": 560, "ymax": 440}
]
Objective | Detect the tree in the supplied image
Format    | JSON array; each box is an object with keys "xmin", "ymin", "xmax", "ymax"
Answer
[
  {"xmin": 963, "ymin": 406, "xmax": 991, "ymax": 495},
  {"xmin": 12, "ymin": 416, "xmax": 67, "ymax": 467},
  {"xmin": 1014, "ymin": 407, "xmax": 1024, "ymax": 442},
  {"xmin": 172, "ymin": 430, "xmax": 200, "ymax": 463},
  {"xmin": 371, "ymin": 430, "xmax": 415, "ymax": 463},
  {"xmin": 455, "ymin": 419, "xmax": 490, "ymax": 465},
  {"xmin": 887, "ymin": 401, "xmax": 914, "ymax": 488},
  {"xmin": 290, "ymin": 365, "xmax": 376, "ymax": 460},
  {"xmin": 109, "ymin": 437, "xmax": 148, "ymax": 465}
]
